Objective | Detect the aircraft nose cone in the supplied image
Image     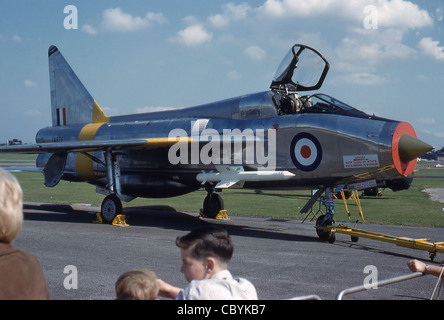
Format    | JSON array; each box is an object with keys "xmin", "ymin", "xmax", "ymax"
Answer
[
  {"xmin": 398, "ymin": 134, "xmax": 433, "ymax": 163},
  {"xmin": 392, "ymin": 122, "xmax": 432, "ymax": 176}
]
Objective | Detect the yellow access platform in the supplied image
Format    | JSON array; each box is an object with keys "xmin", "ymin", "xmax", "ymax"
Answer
[
  {"xmin": 320, "ymin": 225, "xmax": 444, "ymax": 261},
  {"xmin": 319, "ymin": 189, "xmax": 444, "ymax": 261}
]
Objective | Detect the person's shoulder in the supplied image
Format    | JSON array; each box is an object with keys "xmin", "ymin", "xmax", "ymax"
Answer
[
  {"xmin": 231, "ymin": 276, "xmax": 258, "ymax": 299},
  {"xmin": 179, "ymin": 278, "xmax": 233, "ymax": 300},
  {"xmin": 8, "ymin": 246, "xmax": 40, "ymax": 264},
  {"xmin": 183, "ymin": 274, "xmax": 258, "ymax": 300},
  {"xmin": 0, "ymin": 242, "xmax": 18, "ymax": 256}
]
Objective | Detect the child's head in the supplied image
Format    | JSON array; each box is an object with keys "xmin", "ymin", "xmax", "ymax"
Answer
[
  {"xmin": 176, "ymin": 226, "xmax": 233, "ymax": 282},
  {"xmin": 0, "ymin": 168, "xmax": 23, "ymax": 244},
  {"xmin": 115, "ymin": 269, "xmax": 159, "ymax": 300}
]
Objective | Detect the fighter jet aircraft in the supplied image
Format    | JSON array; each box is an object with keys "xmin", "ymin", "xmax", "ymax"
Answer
[{"xmin": 0, "ymin": 44, "xmax": 432, "ymax": 240}]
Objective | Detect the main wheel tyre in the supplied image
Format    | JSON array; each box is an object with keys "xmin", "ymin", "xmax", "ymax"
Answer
[
  {"xmin": 203, "ymin": 193, "xmax": 224, "ymax": 219},
  {"xmin": 101, "ymin": 195, "xmax": 123, "ymax": 223}
]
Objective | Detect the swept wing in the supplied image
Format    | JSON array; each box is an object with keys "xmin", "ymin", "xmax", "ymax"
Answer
[{"xmin": 0, "ymin": 137, "xmax": 192, "ymax": 154}]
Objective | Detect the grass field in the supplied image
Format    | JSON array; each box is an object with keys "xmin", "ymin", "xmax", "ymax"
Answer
[{"xmin": 5, "ymin": 158, "xmax": 444, "ymax": 228}]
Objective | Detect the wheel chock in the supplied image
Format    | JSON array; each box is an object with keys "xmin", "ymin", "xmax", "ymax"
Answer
[
  {"xmin": 215, "ymin": 210, "xmax": 230, "ymax": 221},
  {"xmin": 93, "ymin": 212, "xmax": 128, "ymax": 226},
  {"xmin": 93, "ymin": 212, "xmax": 103, "ymax": 224},
  {"xmin": 198, "ymin": 209, "xmax": 230, "ymax": 221},
  {"xmin": 112, "ymin": 214, "xmax": 129, "ymax": 227}
]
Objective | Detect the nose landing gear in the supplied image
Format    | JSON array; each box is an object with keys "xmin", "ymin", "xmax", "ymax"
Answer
[{"xmin": 315, "ymin": 188, "xmax": 336, "ymax": 243}]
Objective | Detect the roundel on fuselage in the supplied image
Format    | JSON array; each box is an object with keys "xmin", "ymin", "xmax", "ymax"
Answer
[{"xmin": 290, "ymin": 132, "xmax": 322, "ymax": 171}]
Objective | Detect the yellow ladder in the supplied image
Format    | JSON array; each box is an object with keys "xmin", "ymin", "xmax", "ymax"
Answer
[{"xmin": 339, "ymin": 189, "xmax": 364, "ymax": 223}]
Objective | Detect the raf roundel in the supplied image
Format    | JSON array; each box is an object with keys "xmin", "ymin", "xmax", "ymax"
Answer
[{"xmin": 290, "ymin": 133, "xmax": 323, "ymax": 171}]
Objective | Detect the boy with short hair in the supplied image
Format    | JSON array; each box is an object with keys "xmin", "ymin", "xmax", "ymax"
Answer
[
  {"xmin": 116, "ymin": 269, "xmax": 159, "ymax": 300},
  {"xmin": 157, "ymin": 226, "xmax": 257, "ymax": 300}
]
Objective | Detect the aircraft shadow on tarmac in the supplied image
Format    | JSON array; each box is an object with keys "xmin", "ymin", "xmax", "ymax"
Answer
[
  {"xmin": 23, "ymin": 202, "xmax": 434, "ymax": 263},
  {"xmin": 333, "ymin": 238, "xmax": 425, "ymax": 262},
  {"xmin": 23, "ymin": 202, "xmax": 318, "ymax": 243}
]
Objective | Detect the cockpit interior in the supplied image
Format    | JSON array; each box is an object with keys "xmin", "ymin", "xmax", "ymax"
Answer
[{"xmin": 270, "ymin": 44, "xmax": 383, "ymax": 120}]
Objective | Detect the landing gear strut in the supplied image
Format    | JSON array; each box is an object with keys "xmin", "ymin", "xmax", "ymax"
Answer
[
  {"xmin": 99, "ymin": 150, "xmax": 124, "ymax": 223},
  {"xmin": 304, "ymin": 188, "xmax": 336, "ymax": 243}
]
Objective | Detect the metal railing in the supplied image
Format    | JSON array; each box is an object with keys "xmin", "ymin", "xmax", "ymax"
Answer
[
  {"xmin": 288, "ymin": 295, "xmax": 321, "ymax": 300},
  {"xmin": 336, "ymin": 272, "xmax": 424, "ymax": 300}
]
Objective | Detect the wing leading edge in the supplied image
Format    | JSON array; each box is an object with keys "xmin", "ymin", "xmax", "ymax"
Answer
[{"xmin": 0, "ymin": 137, "xmax": 193, "ymax": 154}]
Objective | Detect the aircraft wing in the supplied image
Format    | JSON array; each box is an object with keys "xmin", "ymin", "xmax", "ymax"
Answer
[{"xmin": 0, "ymin": 137, "xmax": 192, "ymax": 154}]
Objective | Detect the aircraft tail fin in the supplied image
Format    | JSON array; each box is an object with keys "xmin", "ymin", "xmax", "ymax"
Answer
[{"xmin": 48, "ymin": 45, "xmax": 109, "ymax": 127}]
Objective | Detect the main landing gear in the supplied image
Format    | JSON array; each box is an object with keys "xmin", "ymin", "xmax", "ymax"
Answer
[
  {"xmin": 98, "ymin": 150, "xmax": 124, "ymax": 224},
  {"xmin": 97, "ymin": 150, "xmax": 226, "ymax": 224},
  {"xmin": 202, "ymin": 187, "xmax": 224, "ymax": 219},
  {"xmin": 101, "ymin": 194, "xmax": 123, "ymax": 223}
]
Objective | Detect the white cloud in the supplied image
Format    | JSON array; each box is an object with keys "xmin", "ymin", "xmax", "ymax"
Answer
[
  {"xmin": 134, "ymin": 106, "xmax": 177, "ymax": 113},
  {"xmin": 24, "ymin": 109, "xmax": 41, "ymax": 117},
  {"xmin": 335, "ymin": 29, "xmax": 416, "ymax": 64},
  {"xmin": 12, "ymin": 35, "xmax": 22, "ymax": 43},
  {"xmin": 257, "ymin": 0, "xmax": 358, "ymax": 20},
  {"xmin": 227, "ymin": 70, "xmax": 242, "ymax": 80},
  {"xmin": 224, "ymin": 3, "xmax": 251, "ymax": 20},
  {"xmin": 436, "ymin": 6, "xmax": 444, "ymax": 22},
  {"xmin": 254, "ymin": 0, "xmax": 431, "ymax": 66},
  {"xmin": 244, "ymin": 46, "xmax": 267, "ymax": 61},
  {"xmin": 416, "ymin": 117, "xmax": 436, "ymax": 125},
  {"xmin": 416, "ymin": 74, "xmax": 429, "ymax": 82},
  {"xmin": 331, "ymin": 30, "xmax": 414, "ymax": 86},
  {"xmin": 24, "ymin": 80, "xmax": 37, "ymax": 87},
  {"xmin": 171, "ymin": 24, "xmax": 213, "ymax": 47},
  {"xmin": 332, "ymin": 72, "xmax": 388, "ymax": 86},
  {"xmin": 377, "ymin": 0, "xmax": 433, "ymax": 29},
  {"xmin": 145, "ymin": 12, "xmax": 168, "ymax": 25},
  {"xmin": 208, "ymin": 3, "xmax": 251, "ymax": 28},
  {"xmin": 257, "ymin": 0, "xmax": 432, "ymax": 29},
  {"xmin": 417, "ymin": 37, "xmax": 444, "ymax": 62},
  {"xmin": 101, "ymin": 8, "xmax": 166, "ymax": 32},
  {"xmin": 208, "ymin": 14, "xmax": 230, "ymax": 29},
  {"xmin": 82, "ymin": 24, "xmax": 98, "ymax": 35}
]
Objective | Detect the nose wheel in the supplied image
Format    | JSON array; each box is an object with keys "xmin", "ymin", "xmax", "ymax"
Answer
[{"xmin": 316, "ymin": 214, "xmax": 336, "ymax": 243}]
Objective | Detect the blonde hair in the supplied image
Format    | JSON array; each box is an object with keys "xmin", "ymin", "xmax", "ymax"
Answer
[
  {"xmin": 115, "ymin": 269, "xmax": 159, "ymax": 300},
  {"xmin": 0, "ymin": 168, "xmax": 23, "ymax": 243}
]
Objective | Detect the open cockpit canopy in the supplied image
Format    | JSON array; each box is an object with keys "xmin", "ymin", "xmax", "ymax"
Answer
[{"xmin": 270, "ymin": 44, "xmax": 329, "ymax": 92}]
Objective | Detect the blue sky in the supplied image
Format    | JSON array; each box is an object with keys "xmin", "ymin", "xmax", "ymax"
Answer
[{"xmin": 1, "ymin": 0, "xmax": 443, "ymax": 149}]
